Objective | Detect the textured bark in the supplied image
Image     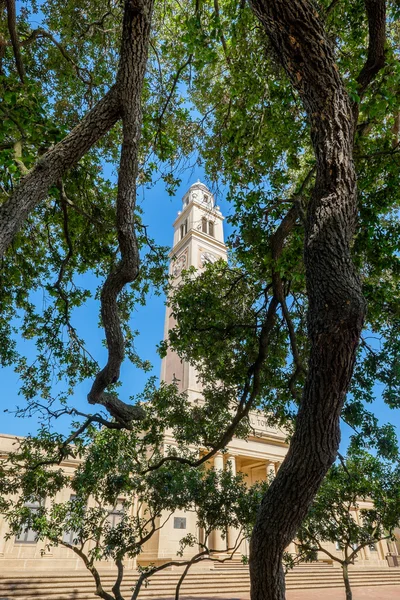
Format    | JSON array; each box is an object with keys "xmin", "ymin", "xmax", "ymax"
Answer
[
  {"xmin": 247, "ymin": 1, "xmax": 375, "ymax": 599},
  {"xmin": 0, "ymin": 85, "xmax": 120, "ymax": 257}
]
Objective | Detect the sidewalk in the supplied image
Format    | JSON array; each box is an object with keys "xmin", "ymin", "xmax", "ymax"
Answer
[
  {"xmin": 286, "ymin": 586, "xmax": 400, "ymax": 600},
  {"xmin": 170, "ymin": 586, "xmax": 400, "ymax": 600}
]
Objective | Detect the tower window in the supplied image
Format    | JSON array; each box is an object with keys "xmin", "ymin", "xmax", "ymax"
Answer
[
  {"xmin": 180, "ymin": 219, "xmax": 188, "ymax": 240},
  {"xmin": 202, "ymin": 217, "xmax": 207, "ymax": 233},
  {"xmin": 208, "ymin": 221, "xmax": 214, "ymax": 237}
]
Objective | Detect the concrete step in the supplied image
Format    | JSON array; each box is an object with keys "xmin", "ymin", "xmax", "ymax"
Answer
[
  {"xmin": 1, "ymin": 567, "xmax": 399, "ymax": 599},
  {"xmin": 12, "ymin": 580, "xmax": 400, "ymax": 600},
  {"xmin": 3, "ymin": 572, "xmax": 400, "ymax": 590}
]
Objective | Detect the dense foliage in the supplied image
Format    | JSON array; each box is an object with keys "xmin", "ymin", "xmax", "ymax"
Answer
[{"xmin": 0, "ymin": 1, "xmax": 399, "ymax": 599}]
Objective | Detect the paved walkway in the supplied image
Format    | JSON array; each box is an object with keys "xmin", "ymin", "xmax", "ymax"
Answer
[
  {"xmin": 286, "ymin": 585, "xmax": 400, "ymax": 599},
  {"xmin": 168, "ymin": 587, "xmax": 400, "ymax": 600}
]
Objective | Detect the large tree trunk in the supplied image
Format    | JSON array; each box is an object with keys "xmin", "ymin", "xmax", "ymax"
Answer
[{"xmin": 247, "ymin": 1, "xmax": 371, "ymax": 599}]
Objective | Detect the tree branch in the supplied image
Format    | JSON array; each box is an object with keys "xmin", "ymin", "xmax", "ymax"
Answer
[
  {"xmin": 214, "ymin": 0, "xmax": 231, "ymax": 65},
  {"xmin": 356, "ymin": 0, "xmax": 386, "ymax": 99},
  {"xmin": 0, "ymin": 84, "xmax": 121, "ymax": 258},
  {"xmin": 6, "ymin": 0, "xmax": 25, "ymax": 82},
  {"xmin": 20, "ymin": 28, "xmax": 94, "ymax": 87},
  {"xmin": 87, "ymin": 0, "xmax": 154, "ymax": 425}
]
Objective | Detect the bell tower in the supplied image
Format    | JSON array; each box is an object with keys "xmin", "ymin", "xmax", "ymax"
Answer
[{"xmin": 160, "ymin": 181, "xmax": 227, "ymax": 399}]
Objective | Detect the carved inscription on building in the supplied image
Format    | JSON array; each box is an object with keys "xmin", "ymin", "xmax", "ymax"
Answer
[{"xmin": 249, "ymin": 414, "xmax": 271, "ymax": 436}]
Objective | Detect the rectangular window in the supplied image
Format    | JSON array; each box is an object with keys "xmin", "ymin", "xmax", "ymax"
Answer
[
  {"xmin": 107, "ymin": 501, "xmax": 124, "ymax": 528},
  {"xmin": 173, "ymin": 517, "xmax": 186, "ymax": 530},
  {"xmin": 15, "ymin": 501, "xmax": 41, "ymax": 543},
  {"xmin": 202, "ymin": 217, "xmax": 207, "ymax": 233},
  {"xmin": 180, "ymin": 220, "xmax": 188, "ymax": 240},
  {"xmin": 208, "ymin": 221, "xmax": 214, "ymax": 237}
]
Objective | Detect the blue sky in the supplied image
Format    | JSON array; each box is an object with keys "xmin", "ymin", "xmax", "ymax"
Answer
[{"xmin": 0, "ymin": 171, "xmax": 234, "ymax": 437}]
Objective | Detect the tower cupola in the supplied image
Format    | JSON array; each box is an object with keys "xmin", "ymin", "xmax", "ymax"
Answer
[
  {"xmin": 173, "ymin": 180, "xmax": 223, "ymax": 249},
  {"xmin": 182, "ymin": 180, "xmax": 215, "ymax": 210}
]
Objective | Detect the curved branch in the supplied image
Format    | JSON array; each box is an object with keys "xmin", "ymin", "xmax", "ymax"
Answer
[
  {"xmin": 87, "ymin": 0, "xmax": 154, "ymax": 424},
  {"xmin": 356, "ymin": 0, "xmax": 386, "ymax": 98},
  {"xmin": 25, "ymin": 28, "xmax": 93, "ymax": 87},
  {"xmin": 59, "ymin": 542, "xmax": 114, "ymax": 600}
]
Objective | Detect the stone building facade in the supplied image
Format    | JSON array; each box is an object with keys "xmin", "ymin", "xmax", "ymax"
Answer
[{"xmin": 0, "ymin": 182, "xmax": 396, "ymax": 572}]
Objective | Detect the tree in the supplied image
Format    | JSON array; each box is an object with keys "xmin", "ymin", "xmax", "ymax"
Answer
[
  {"xmin": 1, "ymin": 2, "xmax": 400, "ymax": 600},
  {"xmin": 158, "ymin": 1, "xmax": 399, "ymax": 597},
  {"xmin": 296, "ymin": 451, "xmax": 400, "ymax": 600},
  {"xmin": 0, "ymin": 420, "xmax": 265, "ymax": 600}
]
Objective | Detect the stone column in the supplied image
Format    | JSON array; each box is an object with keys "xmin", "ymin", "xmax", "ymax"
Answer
[
  {"xmin": 128, "ymin": 495, "xmax": 139, "ymax": 569},
  {"xmin": 227, "ymin": 455, "xmax": 239, "ymax": 552},
  {"xmin": 0, "ymin": 518, "xmax": 9, "ymax": 557},
  {"xmin": 363, "ymin": 543, "xmax": 371, "ymax": 561},
  {"xmin": 41, "ymin": 495, "xmax": 54, "ymax": 558},
  {"xmin": 226, "ymin": 454, "xmax": 236, "ymax": 476},
  {"xmin": 376, "ymin": 539, "xmax": 386, "ymax": 561},
  {"xmin": 213, "ymin": 454, "xmax": 225, "ymax": 553},
  {"xmin": 266, "ymin": 461, "xmax": 276, "ymax": 480},
  {"xmin": 287, "ymin": 541, "xmax": 296, "ymax": 556}
]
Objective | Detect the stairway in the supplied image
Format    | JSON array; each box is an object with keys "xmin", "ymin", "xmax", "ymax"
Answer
[{"xmin": 0, "ymin": 564, "xmax": 399, "ymax": 599}]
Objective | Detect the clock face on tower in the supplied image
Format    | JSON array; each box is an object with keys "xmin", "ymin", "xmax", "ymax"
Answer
[
  {"xmin": 199, "ymin": 250, "xmax": 218, "ymax": 268},
  {"xmin": 172, "ymin": 251, "xmax": 187, "ymax": 277}
]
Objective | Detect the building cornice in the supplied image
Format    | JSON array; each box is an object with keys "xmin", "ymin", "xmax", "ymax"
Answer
[{"xmin": 172, "ymin": 200, "xmax": 224, "ymax": 229}]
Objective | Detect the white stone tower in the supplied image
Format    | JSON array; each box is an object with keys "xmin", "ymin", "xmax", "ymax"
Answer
[{"xmin": 160, "ymin": 181, "xmax": 227, "ymax": 398}]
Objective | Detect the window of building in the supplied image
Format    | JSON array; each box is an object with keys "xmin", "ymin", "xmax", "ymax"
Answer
[
  {"xmin": 15, "ymin": 500, "xmax": 41, "ymax": 543},
  {"xmin": 173, "ymin": 517, "xmax": 186, "ymax": 530},
  {"xmin": 180, "ymin": 219, "xmax": 188, "ymax": 240},
  {"xmin": 335, "ymin": 541, "xmax": 341, "ymax": 551},
  {"xmin": 369, "ymin": 543, "xmax": 377, "ymax": 551},
  {"xmin": 202, "ymin": 217, "xmax": 207, "ymax": 233},
  {"xmin": 107, "ymin": 501, "xmax": 124, "ymax": 528},
  {"xmin": 208, "ymin": 221, "xmax": 214, "ymax": 237}
]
